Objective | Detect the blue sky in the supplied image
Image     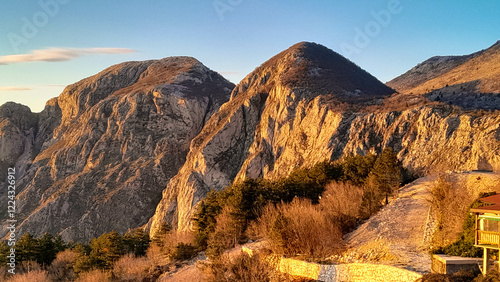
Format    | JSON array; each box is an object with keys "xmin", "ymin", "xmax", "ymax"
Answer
[{"xmin": 0, "ymin": 0, "xmax": 499, "ymax": 112}]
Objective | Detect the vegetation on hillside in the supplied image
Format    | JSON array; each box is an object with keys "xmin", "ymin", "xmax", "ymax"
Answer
[
  {"xmin": 0, "ymin": 148, "xmax": 406, "ymax": 280},
  {"xmin": 431, "ymin": 190, "xmax": 496, "ymax": 258},
  {"xmin": 193, "ymin": 148, "xmax": 404, "ymax": 260}
]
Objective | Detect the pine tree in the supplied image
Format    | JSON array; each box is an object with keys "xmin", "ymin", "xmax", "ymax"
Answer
[
  {"xmin": 359, "ymin": 174, "xmax": 384, "ymax": 219},
  {"xmin": 36, "ymin": 233, "xmax": 57, "ymax": 266},
  {"xmin": 16, "ymin": 233, "xmax": 38, "ymax": 263},
  {"xmin": 123, "ymin": 228, "xmax": 150, "ymax": 256},
  {"xmin": 369, "ymin": 148, "xmax": 402, "ymax": 205},
  {"xmin": 0, "ymin": 241, "xmax": 10, "ymax": 265},
  {"xmin": 89, "ymin": 231, "xmax": 124, "ymax": 269}
]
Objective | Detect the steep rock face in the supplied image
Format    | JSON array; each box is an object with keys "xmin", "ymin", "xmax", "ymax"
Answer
[
  {"xmin": 149, "ymin": 42, "xmax": 500, "ymax": 235},
  {"xmin": 148, "ymin": 42, "xmax": 396, "ymax": 234},
  {"xmin": 0, "ymin": 103, "xmax": 40, "ymax": 242},
  {"xmin": 0, "ymin": 103, "xmax": 39, "ymax": 180},
  {"xmin": 1, "ymin": 57, "xmax": 233, "ymax": 241}
]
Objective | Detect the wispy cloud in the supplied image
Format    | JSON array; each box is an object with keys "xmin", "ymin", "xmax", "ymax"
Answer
[
  {"xmin": 0, "ymin": 87, "xmax": 32, "ymax": 91},
  {"xmin": 0, "ymin": 47, "xmax": 136, "ymax": 65}
]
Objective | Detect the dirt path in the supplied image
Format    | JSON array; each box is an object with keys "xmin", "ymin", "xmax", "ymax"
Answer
[
  {"xmin": 345, "ymin": 176, "xmax": 435, "ymax": 273},
  {"xmin": 344, "ymin": 172, "xmax": 500, "ymax": 273}
]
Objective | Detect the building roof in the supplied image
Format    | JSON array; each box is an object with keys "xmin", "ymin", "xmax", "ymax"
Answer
[{"xmin": 470, "ymin": 194, "xmax": 500, "ymax": 215}]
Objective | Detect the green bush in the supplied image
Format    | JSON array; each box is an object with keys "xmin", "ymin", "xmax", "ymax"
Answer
[
  {"xmin": 431, "ymin": 192, "xmax": 496, "ymax": 257},
  {"xmin": 122, "ymin": 228, "xmax": 150, "ymax": 256},
  {"xmin": 169, "ymin": 243, "xmax": 198, "ymax": 261},
  {"xmin": 0, "ymin": 233, "xmax": 67, "ymax": 267}
]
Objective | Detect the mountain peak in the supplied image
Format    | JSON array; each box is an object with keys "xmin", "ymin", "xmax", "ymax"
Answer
[
  {"xmin": 56, "ymin": 56, "xmax": 233, "ymax": 126},
  {"xmin": 232, "ymin": 42, "xmax": 394, "ymax": 101}
]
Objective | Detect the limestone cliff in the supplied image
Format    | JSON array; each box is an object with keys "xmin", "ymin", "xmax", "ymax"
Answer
[
  {"xmin": 0, "ymin": 57, "xmax": 233, "ymax": 241},
  {"xmin": 149, "ymin": 42, "xmax": 500, "ymax": 235},
  {"xmin": 148, "ymin": 42, "xmax": 396, "ymax": 233},
  {"xmin": 2, "ymin": 41, "xmax": 500, "ymax": 243}
]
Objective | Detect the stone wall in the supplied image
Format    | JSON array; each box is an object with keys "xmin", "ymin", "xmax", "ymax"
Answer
[
  {"xmin": 279, "ymin": 259, "xmax": 423, "ymax": 282},
  {"xmin": 272, "ymin": 254, "xmax": 423, "ymax": 282},
  {"xmin": 242, "ymin": 242, "xmax": 423, "ymax": 281},
  {"xmin": 335, "ymin": 263, "xmax": 423, "ymax": 282}
]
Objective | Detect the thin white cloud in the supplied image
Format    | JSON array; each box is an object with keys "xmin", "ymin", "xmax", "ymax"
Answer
[
  {"xmin": 0, "ymin": 87, "xmax": 32, "ymax": 91},
  {"xmin": 0, "ymin": 47, "xmax": 136, "ymax": 65}
]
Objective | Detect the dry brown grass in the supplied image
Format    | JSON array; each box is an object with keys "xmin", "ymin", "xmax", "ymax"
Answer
[
  {"xmin": 204, "ymin": 251, "xmax": 279, "ymax": 282},
  {"xmin": 161, "ymin": 230, "xmax": 197, "ymax": 261},
  {"xmin": 74, "ymin": 269, "xmax": 111, "ymax": 282},
  {"xmin": 331, "ymin": 239, "xmax": 399, "ymax": 264},
  {"xmin": 6, "ymin": 270, "xmax": 50, "ymax": 282},
  {"xmin": 162, "ymin": 230, "xmax": 195, "ymax": 251},
  {"xmin": 206, "ymin": 205, "xmax": 244, "ymax": 259},
  {"xmin": 112, "ymin": 253, "xmax": 151, "ymax": 281},
  {"xmin": 146, "ymin": 243, "xmax": 166, "ymax": 266},
  {"xmin": 319, "ymin": 181, "xmax": 363, "ymax": 232},
  {"xmin": 254, "ymin": 198, "xmax": 344, "ymax": 258},
  {"xmin": 47, "ymin": 249, "xmax": 78, "ymax": 281},
  {"xmin": 430, "ymin": 174, "xmax": 471, "ymax": 247}
]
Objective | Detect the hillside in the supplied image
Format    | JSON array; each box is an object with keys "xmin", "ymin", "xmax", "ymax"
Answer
[
  {"xmin": 0, "ymin": 57, "xmax": 234, "ymax": 241},
  {"xmin": 148, "ymin": 42, "xmax": 396, "ymax": 234},
  {"xmin": 149, "ymin": 42, "xmax": 500, "ymax": 235},
  {"xmin": 344, "ymin": 171, "xmax": 500, "ymax": 273},
  {"xmin": 2, "ymin": 41, "xmax": 500, "ymax": 243},
  {"xmin": 388, "ymin": 40, "xmax": 500, "ymax": 110}
]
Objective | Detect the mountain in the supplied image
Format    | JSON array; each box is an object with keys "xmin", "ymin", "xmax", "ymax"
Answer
[
  {"xmin": 2, "ymin": 41, "xmax": 500, "ymax": 242},
  {"xmin": 0, "ymin": 57, "xmax": 233, "ymax": 241},
  {"xmin": 147, "ymin": 42, "xmax": 393, "ymax": 234},
  {"xmin": 388, "ymin": 41, "xmax": 500, "ymax": 109},
  {"xmin": 0, "ymin": 103, "xmax": 39, "ymax": 180},
  {"xmin": 149, "ymin": 42, "xmax": 500, "ymax": 235}
]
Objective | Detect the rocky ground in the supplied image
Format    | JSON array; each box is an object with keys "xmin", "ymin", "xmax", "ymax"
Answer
[
  {"xmin": 341, "ymin": 176, "xmax": 435, "ymax": 273},
  {"xmin": 341, "ymin": 171, "xmax": 500, "ymax": 273}
]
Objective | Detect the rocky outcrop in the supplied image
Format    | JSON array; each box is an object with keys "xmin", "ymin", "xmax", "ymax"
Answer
[
  {"xmin": 149, "ymin": 42, "xmax": 500, "ymax": 235},
  {"xmin": 0, "ymin": 57, "xmax": 233, "ymax": 241},
  {"xmin": 3, "ymin": 41, "xmax": 500, "ymax": 243},
  {"xmin": 148, "ymin": 42, "xmax": 396, "ymax": 234},
  {"xmin": 0, "ymin": 103, "xmax": 39, "ymax": 180}
]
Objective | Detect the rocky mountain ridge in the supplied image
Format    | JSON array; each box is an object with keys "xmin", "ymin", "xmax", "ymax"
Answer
[
  {"xmin": 0, "ymin": 57, "xmax": 233, "ymax": 241},
  {"xmin": 1, "ymin": 41, "xmax": 499, "ymax": 242},
  {"xmin": 388, "ymin": 41, "xmax": 500, "ymax": 110},
  {"xmin": 148, "ymin": 42, "xmax": 500, "ymax": 235}
]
